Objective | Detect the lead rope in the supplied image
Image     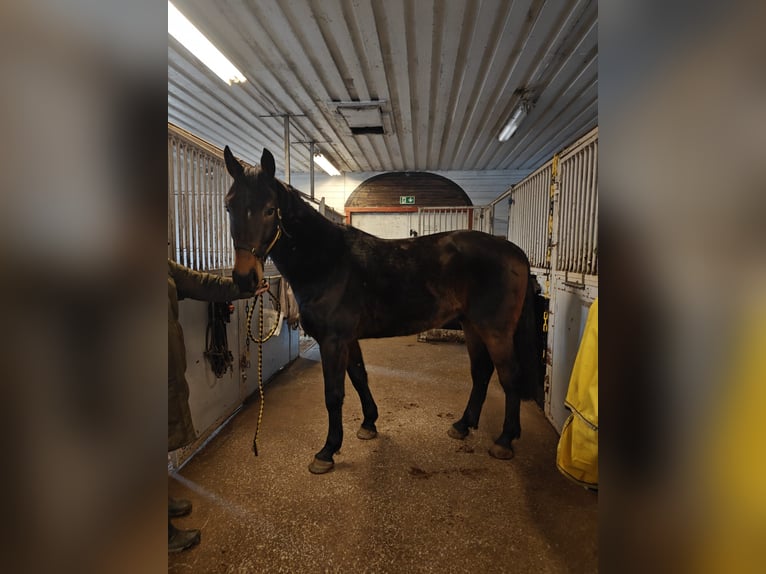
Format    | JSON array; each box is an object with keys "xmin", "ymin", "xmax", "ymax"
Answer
[{"xmin": 243, "ymin": 283, "xmax": 281, "ymax": 456}]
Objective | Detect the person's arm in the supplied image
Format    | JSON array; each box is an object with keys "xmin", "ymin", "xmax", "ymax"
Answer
[{"xmin": 169, "ymin": 260, "xmax": 251, "ymax": 301}]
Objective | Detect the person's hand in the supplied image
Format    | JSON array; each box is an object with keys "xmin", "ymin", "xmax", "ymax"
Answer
[{"xmin": 254, "ymin": 279, "xmax": 269, "ymax": 297}]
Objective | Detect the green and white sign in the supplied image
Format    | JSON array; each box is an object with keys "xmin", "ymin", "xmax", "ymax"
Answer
[{"xmin": 399, "ymin": 196, "xmax": 415, "ymax": 205}]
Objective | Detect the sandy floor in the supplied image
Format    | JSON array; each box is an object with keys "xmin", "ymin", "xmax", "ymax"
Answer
[{"xmin": 169, "ymin": 336, "xmax": 597, "ymax": 573}]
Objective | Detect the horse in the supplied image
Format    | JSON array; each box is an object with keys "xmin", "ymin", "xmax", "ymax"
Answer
[{"xmin": 223, "ymin": 147, "xmax": 542, "ymax": 474}]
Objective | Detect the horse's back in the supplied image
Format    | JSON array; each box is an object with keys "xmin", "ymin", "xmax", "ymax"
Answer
[
  {"xmin": 339, "ymin": 228, "xmax": 529, "ymax": 337},
  {"xmin": 434, "ymin": 231, "xmax": 530, "ymax": 328},
  {"xmin": 437, "ymin": 229, "xmax": 529, "ymax": 267},
  {"xmin": 346, "ymin": 227, "xmax": 528, "ymax": 266}
]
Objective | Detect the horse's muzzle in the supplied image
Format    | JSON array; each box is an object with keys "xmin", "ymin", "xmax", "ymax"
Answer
[{"xmin": 232, "ymin": 269, "xmax": 256, "ymax": 292}]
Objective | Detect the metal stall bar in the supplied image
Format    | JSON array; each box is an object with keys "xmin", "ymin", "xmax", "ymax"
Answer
[
  {"xmin": 202, "ymin": 154, "xmax": 211, "ymax": 271},
  {"xmin": 538, "ymin": 169, "xmax": 551, "ymax": 265},
  {"xmin": 579, "ymin": 148, "xmax": 590, "ymax": 273},
  {"xmin": 194, "ymin": 149, "xmax": 203, "ymax": 269},
  {"xmin": 575, "ymin": 148, "xmax": 587, "ymax": 273},
  {"xmin": 180, "ymin": 143, "xmax": 190, "ymax": 267},
  {"xmin": 209, "ymin": 158, "xmax": 217, "ymax": 269},
  {"xmin": 190, "ymin": 148, "xmax": 199, "ymax": 269},
  {"xmin": 558, "ymin": 128, "xmax": 599, "ymax": 275},
  {"xmin": 541, "ymin": 168, "xmax": 552, "ymax": 265},
  {"xmin": 576, "ymin": 147, "xmax": 589, "ymax": 273},
  {"xmin": 168, "ymin": 136, "xmax": 176, "ymax": 260},
  {"xmin": 555, "ymin": 158, "xmax": 565, "ymax": 271},
  {"xmin": 587, "ymin": 141, "xmax": 599, "ymax": 274},
  {"xmin": 581, "ymin": 144, "xmax": 595, "ymax": 274},
  {"xmin": 185, "ymin": 146, "xmax": 194, "ymax": 268},
  {"xmin": 186, "ymin": 147, "xmax": 193, "ymax": 268},
  {"xmin": 568, "ymin": 150, "xmax": 580, "ymax": 272},
  {"xmin": 169, "ymin": 123, "xmax": 247, "ymax": 272},
  {"xmin": 198, "ymin": 150, "xmax": 206, "ymax": 269},
  {"xmin": 508, "ymin": 161, "xmax": 552, "ymax": 270},
  {"xmin": 175, "ymin": 138, "xmax": 184, "ymax": 264},
  {"xmin": 216, "ymin": 159, "xmax": 226, "ymax": 269},
  {"xmin": 564, "ymin": 152, "xmax": 574, "ymax": 273},
  {"xmin": 188, "ymin": 144, "xmax": 197, "ymax": 267},
  {"xmin": 561, "ymin": 154, "xmax": 573, "ymax": 272},
  {"xmin": 208, "ymin": 154, "xmax": 216, "ymax": 271},
  {"xmin": 559, "ymin": 147, "xmax": 574, "ymax": 272},
  {"xmin": 573, "ymin": 151, "xmax": 584, "ymax": 274}
]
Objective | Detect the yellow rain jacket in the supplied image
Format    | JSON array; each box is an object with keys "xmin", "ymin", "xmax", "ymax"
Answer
[{"xmin": 556, "ymin": 298, "xmax": 598, "ymax": 489}]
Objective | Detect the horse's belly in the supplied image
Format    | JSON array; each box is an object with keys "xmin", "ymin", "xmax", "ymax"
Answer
[{"xmin": 358, "ymin": 303, "xmax": 458, "ymax": 339}]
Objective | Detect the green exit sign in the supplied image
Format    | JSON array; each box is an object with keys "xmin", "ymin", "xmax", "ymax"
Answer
[{"xmin": 399, "ymin": 196, "xmax": 415, "ymax": 205}]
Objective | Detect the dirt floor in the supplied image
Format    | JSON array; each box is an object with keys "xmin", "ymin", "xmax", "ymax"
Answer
[{"xmin": 169, "ymin": 336, "xmax": 597, "ymax": 573}]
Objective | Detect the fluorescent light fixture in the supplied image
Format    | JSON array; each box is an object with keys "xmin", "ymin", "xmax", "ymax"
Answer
[
  {"xmin": 168, "ymin": 1, "xmax": 246, "ymax": 86},
  {"xmin": 313, "ymin": 153, "xmax": 341, "ymax": 176},
  {"xmin": 498, "ymin": 100, "xmax": 530, "ymax": 142}
]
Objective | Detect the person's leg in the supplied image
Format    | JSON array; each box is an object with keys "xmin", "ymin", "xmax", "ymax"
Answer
[
  {"xmin": 168, "ymin": 497, "xmax": 192, "ymax": 517},
  {"xmin": 168, "ymin": 520, "xmax": 200, "ymax": 553}
]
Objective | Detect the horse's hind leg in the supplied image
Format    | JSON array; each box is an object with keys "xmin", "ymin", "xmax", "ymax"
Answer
[
  {"xmin": 347, "ymin": 340, "xmax": 378, "ymax": 440},
  {"xmin": 449, "ymin": 323, "xmax": 495, "ymax": 440},
  {"xmin": 485, "ymin": 338, "xmax": 522, "ymax": 460}
]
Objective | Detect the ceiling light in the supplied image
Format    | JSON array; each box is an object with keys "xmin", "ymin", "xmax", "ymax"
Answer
[
  {"xmin": 168, "ymin": 1, "xmax": 246, "ymax": 86},
  {"xmin": 498, "ymin": 99, "xmax": 532, "ymax": 142},
  {"xmin": 313, "ymin": 153, "xmax": 341, "ymax": 176}
]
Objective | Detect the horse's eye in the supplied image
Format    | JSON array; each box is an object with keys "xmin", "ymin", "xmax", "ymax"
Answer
[{"xmin": 265, "ymin": 208, "xmax": 276, "ymax": 217}]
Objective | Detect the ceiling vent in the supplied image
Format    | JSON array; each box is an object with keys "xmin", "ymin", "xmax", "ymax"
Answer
[{"xmin": 334, "ymin": 100, "xmax": 387, "ymax": 135}]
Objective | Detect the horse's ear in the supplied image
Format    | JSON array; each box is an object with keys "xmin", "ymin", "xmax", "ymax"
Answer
[
  {"xmin": 224, "ymin": 146, "xmax": 245, "ymax": 180},
  {"xmin": 261, "ymin": 149, "xmax": 276, "ymax": 179}
]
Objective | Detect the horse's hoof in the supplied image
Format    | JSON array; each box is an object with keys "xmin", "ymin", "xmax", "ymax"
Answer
[
  {"xmin": 308, "ymin": 457, "xmax": 335, "ymax": 474},
  {"xmin": 488, "ymin": 443, "xmax": 515, "ymax": 460},
  {"xmin": 447, "ymin": 425, "xmax": 469, "ymax": 440},
  {"xmin": 357, "ymin": 427, "xmax": 377, "ymax": 440}
]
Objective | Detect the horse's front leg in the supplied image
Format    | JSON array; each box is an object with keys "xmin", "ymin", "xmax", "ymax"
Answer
[
  {"xmin": 309, "ymin": 337, "xmax": 349, "ymax": 474},
  {"xmin": 347, "ymin": 339, "xmax": 378, "ymax": 440}
]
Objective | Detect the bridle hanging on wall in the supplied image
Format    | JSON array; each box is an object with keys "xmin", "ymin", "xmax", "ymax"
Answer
[{"xmin": 204, "ymin": 301, "xmax": 235, "ymax": 378}]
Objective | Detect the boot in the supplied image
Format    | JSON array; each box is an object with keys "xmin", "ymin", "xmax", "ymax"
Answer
[
  {"xmin": 168, "ymin": 497, "xmax": 193, "ymax": 518},
  {"xmin": 168, "ymin": 520, "xmax": 200, "ymax": 553}
]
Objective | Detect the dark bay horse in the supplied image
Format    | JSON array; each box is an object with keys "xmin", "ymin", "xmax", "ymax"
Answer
[{"xmin": 224, "ymin": 147, "xmax": 542, "ymax": 474}]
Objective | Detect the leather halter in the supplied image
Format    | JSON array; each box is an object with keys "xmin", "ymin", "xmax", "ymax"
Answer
[{"xmin": 234, "ymin": 208, "xmax": 289, "ymax": 261}]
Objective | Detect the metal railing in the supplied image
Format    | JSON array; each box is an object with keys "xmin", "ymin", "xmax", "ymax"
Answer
[
  {"xmin": 168, "ymin": 124, "xmax": 234, "ymax": 271},
  {"xmin": 508, "ymin": 163, "xmax": 552, "ymax": 269},
  {"xmin": 507, "ymin": 127, "xmax": 598, "ymax": 276},
  {"xmin": 557, "ymin": 132, "xmax": 598, "ymax": 275},
  {"xmin": 417, "ymin": 206, "xmax": 493, "ymax": 236}
]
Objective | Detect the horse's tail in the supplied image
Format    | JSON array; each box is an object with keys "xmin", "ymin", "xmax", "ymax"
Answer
[{"xmin": 513, "ymin": 273, "xmax": 544, "ymax": 401}]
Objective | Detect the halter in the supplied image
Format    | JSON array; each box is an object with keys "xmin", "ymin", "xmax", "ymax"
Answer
[{"xmin": 234, "ymin": 208, "xmax": 290, "ymax": 261}]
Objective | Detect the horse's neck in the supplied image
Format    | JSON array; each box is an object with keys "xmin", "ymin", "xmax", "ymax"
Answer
[{"xmin": 271, "ymin": 188, "xmax": 343, "ymax": 288}]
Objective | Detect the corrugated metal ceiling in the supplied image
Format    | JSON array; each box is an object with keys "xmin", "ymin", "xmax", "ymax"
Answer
[{"xmin": 168, "ymin": 0, "xmax": 597, "ymax": 174}]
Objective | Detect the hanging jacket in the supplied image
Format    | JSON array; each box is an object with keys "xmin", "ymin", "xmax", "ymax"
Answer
[{"xmin": 556, "ymin": 298, "xmax": 598, "ymax": 489}]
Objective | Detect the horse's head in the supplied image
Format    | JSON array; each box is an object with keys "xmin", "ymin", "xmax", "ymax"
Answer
[{"xmin": 224, "ymin": 146, "xmax": 282, "ymax": 293}]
